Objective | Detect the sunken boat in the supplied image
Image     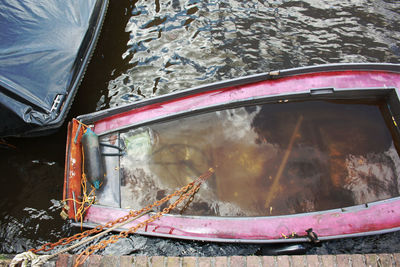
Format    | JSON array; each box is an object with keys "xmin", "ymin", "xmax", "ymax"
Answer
[
  {"xmin": 0, "ymin": 0, "xmax": 108, "ymax": 137},
  {"xmin": 64, "ymin": 63, "xmax": 400, "ymax": 243}
]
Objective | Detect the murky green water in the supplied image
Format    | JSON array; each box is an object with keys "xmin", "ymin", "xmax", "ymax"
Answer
[
  {"xmin": 111, "ymin": 100, "xmax": 400, "ymax": 217},
  {"xmin": 1, "ymin": 0, "xmax": 400, "ymax": 256}
]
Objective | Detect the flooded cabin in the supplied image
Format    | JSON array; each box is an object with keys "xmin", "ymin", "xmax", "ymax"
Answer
[{"xmin": 96, "ymin": 89, "xmax": 400, "ymax": 217}]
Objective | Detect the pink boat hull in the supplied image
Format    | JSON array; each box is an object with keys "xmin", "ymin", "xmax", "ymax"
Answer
[
  {"xmin": 84, "ymin": 198, "xmax": 400, "ymax": 242},
  {"xmin": 92, "ymin": 69, "xmax": 400, "ymax": 135},
  {"xmin": 67, "ymin": 63, "xmax": 400, "ymax": 242}
]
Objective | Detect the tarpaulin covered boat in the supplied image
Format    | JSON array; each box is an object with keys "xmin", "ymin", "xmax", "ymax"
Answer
[
  {"xmin": 64, "ymin": 63, "xmax": 400, "ymax": 243},
  {"xmin": 0, "ymin": 0, "xmax": 108, "ymax": 137}
]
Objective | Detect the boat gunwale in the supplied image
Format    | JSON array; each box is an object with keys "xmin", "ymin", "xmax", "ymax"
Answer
[
  {"xmin": 76, "ymin": 63, "xmax": 400, "ymax": 125},
  {"xmin": 94, "ymin": 86, "xmax": 398, "ymax": 137},
  {"xmin": 80, "ymin": 196, "xmax": 400, "ymax": 243},
  {"xmin": 72, "ymin": 220, "xmax": 400, "ymax": 244},
  {"xmin": 63, "ymin": 119, "xmax": 84, "ymax": 220},
  {"xmin": 63, "ymin": 122, "xmax": 73, "ymax": 209},
  {"xmin": 85, "ymin": 195, "xmax": 400, "ymax": 220}
]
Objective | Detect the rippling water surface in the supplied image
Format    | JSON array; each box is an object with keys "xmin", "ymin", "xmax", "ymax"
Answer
[
  {"xmin": 1, "ymin": 0, "xmax": 400, "ymax": 256},
  {"xmin": 103, "ymin": 0, "xmax": 400, "ymax": 109}
]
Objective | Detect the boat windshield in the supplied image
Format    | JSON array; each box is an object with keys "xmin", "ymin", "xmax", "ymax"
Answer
[{"xmin": 97, "ymin": 99, "xmax": 400, "ymax": 217}]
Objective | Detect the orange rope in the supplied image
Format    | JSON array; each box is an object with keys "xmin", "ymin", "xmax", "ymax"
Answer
[
  {"xmin": 0, "ymin": 139, "xmax": 16, "ymax": 149},
  {"xmin": 74, "ymin": 119, "xmax": 91, "ymax": 131},
  {"xmin": 74, "ymin": 168, "xmax": 215, "ymax": 266},
  {"xmin": 75, "ymin": 125, "xmax": 97, "ymax": 227},
  {"xmin": 30, "ymin": 168, "xmax": 215, "ymax": 256}
]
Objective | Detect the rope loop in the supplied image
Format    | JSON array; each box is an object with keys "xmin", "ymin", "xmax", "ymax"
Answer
[{"xmin": 23, "ymin": 167, "xmax": 215, "ymax": 267}]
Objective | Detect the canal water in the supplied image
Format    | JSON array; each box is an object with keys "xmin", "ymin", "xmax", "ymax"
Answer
[{"xmin": 1, "ymin": 0, "xmax": 400, "ymax": 256}]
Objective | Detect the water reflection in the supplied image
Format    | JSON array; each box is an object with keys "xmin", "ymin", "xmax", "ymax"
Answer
[
  {"xmin": 117, "ymin": 100, "xmax": 400, "ymax": 217},
  {"xmin": 103, "ymin": 0, "xmax": 400, "ymax": 109},
  {"xmin": 0, "ymin": 131, "xmax": 73, "ymax": 253}
]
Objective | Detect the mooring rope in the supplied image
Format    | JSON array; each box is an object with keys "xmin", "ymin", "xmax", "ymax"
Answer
[
  {"xmin": 10, "ymin": 211, "xmax": 150, "ymax": 267},
  {"xmin": 10, "ymin": 168, "xmax": 214, "ymax": 267}
]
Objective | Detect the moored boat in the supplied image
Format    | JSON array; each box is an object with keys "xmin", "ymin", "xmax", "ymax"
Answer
[
  {"xmin": 0, "ymin": 0, "xmax": 108, "ymax": 137},
  {"xmin": 63, "ymin": 63, "xmax": 400, "ymax": 243}
]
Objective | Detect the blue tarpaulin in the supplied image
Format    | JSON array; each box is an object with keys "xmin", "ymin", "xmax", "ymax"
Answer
[{"xmin": 0, "ymin": 0, "xmax": 107, "ymax": 137}]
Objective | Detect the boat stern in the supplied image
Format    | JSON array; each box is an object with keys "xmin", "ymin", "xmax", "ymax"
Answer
[{"xmin": 63, "ymin": 119, "xmax": 84, "ymax": 220}]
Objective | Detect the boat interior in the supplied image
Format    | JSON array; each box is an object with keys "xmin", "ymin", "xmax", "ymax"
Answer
[{"xmin": 92, "ymin": 87, "xmax": 400, "ymax": 217}]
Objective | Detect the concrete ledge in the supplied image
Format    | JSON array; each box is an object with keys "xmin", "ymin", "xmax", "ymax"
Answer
[{"xmin": 3, "ymin": 253, "xmax": 399, "ymax": 266}]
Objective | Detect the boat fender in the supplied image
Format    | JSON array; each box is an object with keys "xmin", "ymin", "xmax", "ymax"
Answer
[
  {"xmin": 260, "ymin": 243, "xmax": 309, "ymax": 255},
  {"xmin": 81, "ymin": 128, "xmax": 105, "ymax": 189}
]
